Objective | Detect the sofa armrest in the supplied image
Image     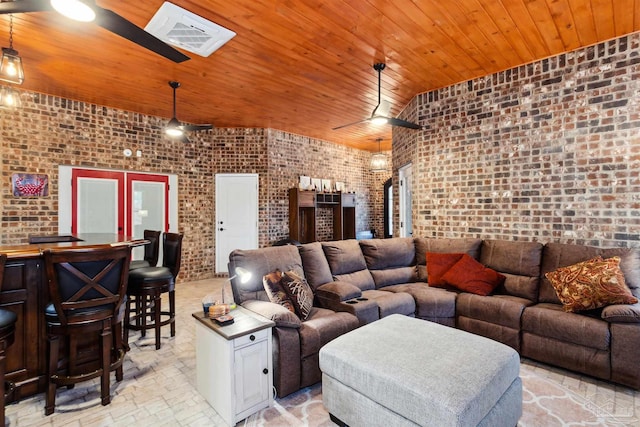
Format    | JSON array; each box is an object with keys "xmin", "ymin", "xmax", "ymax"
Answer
[
  {"xmin": 601, "ymin": 302, "xmax": 640, "ymax": 323},
  {"xmin": 242, "ymin": 300, "xmax": 301, "ymax": 328},
  {"xmin": 316, "ymin": 281, "xmax": 362, "ymax": 302}
]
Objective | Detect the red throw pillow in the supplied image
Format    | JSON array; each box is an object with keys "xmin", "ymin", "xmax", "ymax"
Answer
[
  {"xmin": 426, "ymin": 252, "xmax": 464, "ymax": 287},
  {"xmin": 441, "ymin": 254, "xmax": 505, "ymax": 296}
]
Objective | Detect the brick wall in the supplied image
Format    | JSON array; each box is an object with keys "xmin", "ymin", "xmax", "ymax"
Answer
[
  {"xmin": 0, "ymin": 95, "xmax": 384, "ymax": 281},
  {"xmin": 396, "ymin": 33, "xmax": 640, "ymax": 247}
]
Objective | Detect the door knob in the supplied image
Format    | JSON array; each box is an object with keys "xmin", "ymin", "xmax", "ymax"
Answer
[
  {"xmin": 219, "ymin": 228, "xmax": 225, "ymax": 231},
  {"xmin": 263, "ymin": 368, "xmax": 269, "ymax": 375}
]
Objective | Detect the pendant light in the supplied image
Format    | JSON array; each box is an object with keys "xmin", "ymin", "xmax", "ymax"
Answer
[
  {"xmin": 0, "ymin": 85, "xmax": 21, "ymax": 110},
  {"xmin": 370, "ymin": 138, "xmax": 389, "ymax": 172},
  {"xmin": 0, "ymin": 15, "xmax": 24, "ymax": 85}
]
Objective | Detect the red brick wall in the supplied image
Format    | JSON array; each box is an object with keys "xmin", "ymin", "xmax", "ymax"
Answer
[
  {"xmin": 1, "ymin": 100, "xmax": 385, "ymax": 281},
  {"xmin": 396, "ymin": 34, "xmax": 640, "ymax": 247}
]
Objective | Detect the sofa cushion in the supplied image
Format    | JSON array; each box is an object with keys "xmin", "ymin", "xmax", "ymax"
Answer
[
  {"xmin": 540, "ymin": 243, "xmax": 639, "ymax": 304},
  {"xmin": 322, "ymin": 240, "xmax": 367, "ymax": 275},
  {"xmin": 441, "ymin": 254, "xmax": 505, "ymax": 296},
  {"xmin": 457, "ymin": 293, "xmax": 533, "ymax": 330},
  {"xmin": 299, "ymin": 307, "xmax": 359, "ymax": 358},
  {"xmin": 383, "ymin": 283, "xmax": 457, "ymax": 320},
  {"xmin": 369, "ymin": 267, "xmax": 417, "ymax": 289},
  {"xmin": 281, "ymin": 270, "xmax": 314, "ymax": 320},
  {"xmin": 415, "ymin": 237, "xmax": 482, "ymax": 281},
  {"xmin": 229, "ymin": 245, "xmax": 304, "ymax": 304},
  {"xmin": 298, "ymin": 242, "xmax": 334, "ymax": 290},
  {"xmin": 333, "ymin": 269, "xmax": 376, "ymax": 291},
  {"xmin": 601, "ymin": 302, "xmax": 640, "ymax": 323},
  {"xmin": 360, "ymin": 289, "xmax": 416, "ymax": 317},
  {"xmin": 545, "ymin": 256, "xmax": 637, "ymax": 312},
  {"xmin": 426, "ymin": 252, "xmax": 464, "ymax": 287},
  {"xmin": 263, "ymin": 269, "xmax": 296, "ymax": 313},
  {"xmin": 522, "ymin": 303, "xmax": 610, "ymax": 350},
  {"xmin": 359, "ymin": 238, "xmax": 416, "ymax": 270},
  {"xmin": 479, "ymin": 240, "xmax": 543, "ymax": 301}
]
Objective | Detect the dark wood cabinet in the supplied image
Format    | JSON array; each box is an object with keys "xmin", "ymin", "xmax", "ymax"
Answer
[{"xmin": 289, "ymin": 188, "xmax": 356, "ymax": 243}]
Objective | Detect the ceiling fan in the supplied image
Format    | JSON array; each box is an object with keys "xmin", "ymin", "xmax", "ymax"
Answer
[
  {"xmin": 333, "ymin": 63, "xmax": 421, "ymax": 131},
  {"xmin": 165, "ymin": 81, "xmax": 213, "ymax": 143},
  {"xmin": 0, "ymin": 0, "xmax": 190, "ymax": 63}
]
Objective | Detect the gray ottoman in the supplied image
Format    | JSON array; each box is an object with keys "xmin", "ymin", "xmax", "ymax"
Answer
[{"xmin": 319, "ymin": 315, "xmax": 522, "ymax": 427}]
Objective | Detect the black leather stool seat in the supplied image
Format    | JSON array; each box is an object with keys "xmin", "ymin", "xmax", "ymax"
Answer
[{"xmin": 128, "ymin": 267, "xmax": 173, "ymax": 286}]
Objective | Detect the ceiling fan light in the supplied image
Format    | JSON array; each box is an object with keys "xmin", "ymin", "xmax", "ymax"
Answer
[
  {"xmin": 0, "ymin": 85, "xmax": 21, "ymax": 110},
  {"xmin": 165, "ymin": 117, "xmax": 184, "ymax": 137},
  {"xmin": 371, "ymin": 116, "xmax": 389, "ymax": 125},
  {"xmin": 51, "ymin": 0, "xmax": 96, "ymax": 22},
  {"xmin": 0, "ymin": 47, "xmax": 24, "ymax": 85}
]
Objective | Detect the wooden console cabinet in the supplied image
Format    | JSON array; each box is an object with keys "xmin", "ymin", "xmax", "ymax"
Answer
[{"xmin": 289, "ymin": 188, "xmax": 356, "ymax": 243}]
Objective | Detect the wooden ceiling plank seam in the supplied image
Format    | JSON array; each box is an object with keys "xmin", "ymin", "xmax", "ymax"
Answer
[
  {"xmin": 544, "ymin": 0, "xmax": 582, "ymax": 52},
  {"xmin": 523, "ymin": 0, "xmax": 567, "ymax": 53},
  {"xmin": 474, "ymin": 0, "xmax": 537, "ymax": 62},
  {"xmin": 353, "ymin": 0, "xmax": 487, "ymax": 79},
  {"xmin": 499, "ymin": 0, "xmax": 554, "ymax": 58},
  {"xmin": 612, "ymin": 0, "xmax": 636, "ymax": 34},
  {"xmin": 566, "ymin": 0, "xmax": 600, "ymax": 45},
  {"xmin": 590, "ymin": 0, "xmax": 617, "ymax": 40}
]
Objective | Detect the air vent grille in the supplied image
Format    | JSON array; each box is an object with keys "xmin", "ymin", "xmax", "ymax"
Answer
[{"xmin": 145, "ymin": 2, "xmax": 236, "ymax": 57}]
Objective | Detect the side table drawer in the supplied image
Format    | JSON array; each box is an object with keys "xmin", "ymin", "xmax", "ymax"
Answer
[{"xmin": 234, "ymin": 329, "xmax": 268, "ymax": 348}]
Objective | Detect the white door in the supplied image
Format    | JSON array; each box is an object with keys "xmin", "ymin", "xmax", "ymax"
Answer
[
  {"xmin": 215, "ymin": 174, "xmax": 259, "ymax": 273},
  {"xmin": 399, "ymin": 163, "xmax": 413, "ymax": 237}
]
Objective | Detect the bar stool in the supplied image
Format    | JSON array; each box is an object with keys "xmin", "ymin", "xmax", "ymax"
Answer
[
  {"xmin": 0, "ymin": 254, "xmax": 17, "ymax": 427},
  {"xmin": 43, "ymin": 245, "xmax": 131, "ymax": 415},
  {"xmin": 129, "ymin": 230, "xmax": 161, "ymax": 270},
  {"xmin": 125, "ymin": 232, "xmax": 183, "ymax": 350}
]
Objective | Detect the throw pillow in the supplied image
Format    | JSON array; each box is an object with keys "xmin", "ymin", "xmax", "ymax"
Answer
[
  {"xmin": 441, "ymin": 254, "xmax": 506, "ymax": 296},
  {"xmin": 262, "ymin": 270, "xmax": 295, "ymax": 314},
  {"xmin": 426, "ymin": 252, "xmax": 464, "ymax": 287},
  {"xmin": 281, "ymin": 270, "xmax": 314, "ymax": 320},
  {"xmin": 546, "ymin": 256, "xmax": 638, "ymax": 313}
]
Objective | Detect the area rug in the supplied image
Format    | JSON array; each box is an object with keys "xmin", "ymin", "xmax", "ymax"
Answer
[{"xmin": 242, "ymin": 359, "xmax": 639, "ymax": 426}]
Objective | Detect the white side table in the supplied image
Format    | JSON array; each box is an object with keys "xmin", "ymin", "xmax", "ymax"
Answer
[{"xmin": 193, "ymin": 306, "xmax": 275, "ymax": 426}]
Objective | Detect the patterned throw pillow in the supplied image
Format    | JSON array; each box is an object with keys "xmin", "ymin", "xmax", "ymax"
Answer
[
  {"xmin": 440, "ymin": 254, "xmax": 505, "ymax": 296},
  {"xmin": 281, "ymin": 270, "xmax": 314, "ymax": 320},
  {"xmin": 545, "ymin": 256, "xmax": 638, "ymax": 313},
  {"xmin": 262, "ymin": 270, "xmax": 295, "ymax": 314}
]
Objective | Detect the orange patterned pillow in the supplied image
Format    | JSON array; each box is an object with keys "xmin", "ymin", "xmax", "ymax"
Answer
[{"xmin": 545, "ymin": 256, "xmax": 638, "ymax": 312}]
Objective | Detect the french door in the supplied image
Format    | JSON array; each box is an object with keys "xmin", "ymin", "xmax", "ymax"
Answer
[{"xmin": 62, "ymin": 167, "xmax": 174, "ymax": 260}]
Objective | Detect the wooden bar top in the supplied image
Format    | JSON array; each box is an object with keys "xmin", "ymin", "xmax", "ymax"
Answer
[{"xmin": 0, "ymin": 233, "xmax": 147, "ymax": 259}]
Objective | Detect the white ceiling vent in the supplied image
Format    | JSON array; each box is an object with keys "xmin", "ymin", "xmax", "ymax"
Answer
[{"xmin": 145, "ymin": 2, "xmax": 236, "ymax": 57}]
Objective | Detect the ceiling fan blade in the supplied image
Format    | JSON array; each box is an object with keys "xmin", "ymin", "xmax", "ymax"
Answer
[
  {"xmin": 94, "ymin": 7, "xmax": 190, "ymax": 63},
  {"xmin": 371, "ymin": 100, "xmax": 391, "ymax": 118},
  {"xmin": 0, "ymin": 0, "xmax": 52, "ymax": 14},
  {"xmin": 182, "ymin": 124, "xmax": 213, "ymax": 132},
  {"xmin": 387, "ymin": 117, "xmax": 422, "ymax": 129},
  {"xmin": 332, "ymin": 118, "xmax": 370, "ymax": 130}
]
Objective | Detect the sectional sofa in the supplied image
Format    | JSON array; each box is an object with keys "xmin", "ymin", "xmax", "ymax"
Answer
[{"xmin": 228, "ymin": 237, "xmax": 640, "ymax": 398}]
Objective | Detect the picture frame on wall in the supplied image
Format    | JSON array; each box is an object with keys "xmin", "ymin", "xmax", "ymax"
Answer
[
  {"xmin": 12, "ymin": 173, "xmax": 49, "ymax": 197},
  {"xmin": 299, "ymin": 175, "xmax": 311, "ymax": 190},
  {"xmin": 335, "ymin": 181, "xmax": 345, "ymax": 192},
  {"xmin": 311, "ymin": 178, "xmax": 322, "ymax": 191},
  {"xmin": 321, "ymin": 179, "xmax": 331, "ymax": 192}
]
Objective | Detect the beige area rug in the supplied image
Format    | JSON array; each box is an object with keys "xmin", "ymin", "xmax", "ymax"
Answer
[{"xmin": 242, "ymin": 359, "xmax": 639, "ymax": 427}]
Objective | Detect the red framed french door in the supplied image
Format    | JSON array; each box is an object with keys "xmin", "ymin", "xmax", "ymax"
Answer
[
  {"xmin": 71, "ymin": 169, "xmax": 125, "ymax": 234},
  {"xmin": 71, "ymin": 169, "xmax": 169, "ymax": 251}
]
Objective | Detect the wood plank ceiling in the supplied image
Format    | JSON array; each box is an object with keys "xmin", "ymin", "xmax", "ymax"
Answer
[{"xmin": 2, "ymin": 0, "xmax": 638, "ymax": 151}]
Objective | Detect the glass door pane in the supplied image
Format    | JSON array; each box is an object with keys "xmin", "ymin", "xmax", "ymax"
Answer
[
  {"xmin": 127, "ymin": 173, "xmax": 169, "ymax": 261},
  {"xmin": 72, "ymin": 169, "xmax": 124, "ymax": 234}
]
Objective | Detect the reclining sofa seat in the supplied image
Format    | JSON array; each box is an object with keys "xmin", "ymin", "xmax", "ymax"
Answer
[
  {"xmin": 317, "ymin": 239, "xmax": 416, "ymax": 320},
  {"xmin": 456, "ymin": 239, "xmax": 543, "ymax": 351},
  {"xmin": 228, "ymin": 245, "xmax": 359, "ymax": 398},
  {"xmin": 525, "ymin": 242, "xmax": 640, "ymax": 389}
]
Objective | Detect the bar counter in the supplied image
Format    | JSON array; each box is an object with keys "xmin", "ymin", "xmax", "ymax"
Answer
[{"xmin": 0, "ymin": 234, "xmax": 146, "ymax": 401}]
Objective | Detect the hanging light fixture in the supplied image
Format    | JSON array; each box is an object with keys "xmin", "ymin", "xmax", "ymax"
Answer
[
  {"xmin": 0, "ymin": 85, "xmax": 21, "ymax": 110},
  {"xmin": 0, "ymin": 15, "xmax": 24, "ymax": 85},
  {"xmin": 370, "ymin": 138, "xmax": 389, "ymax": 172}
]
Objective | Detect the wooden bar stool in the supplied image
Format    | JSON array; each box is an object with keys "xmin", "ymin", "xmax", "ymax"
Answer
[
  {"xmin": 129, "ymin": 230, "xmax": 161, "ymax": 270},
  {"xmin": 0, "ymin": 254, "xmax": 17, "ymax": 427},
  {"xmin": 43, "ymin": 245, "xmax": 131, "ymax": 415},
  {"xmin": 125, "ymin": 232, "xmax": 183, "ymax": 350}
]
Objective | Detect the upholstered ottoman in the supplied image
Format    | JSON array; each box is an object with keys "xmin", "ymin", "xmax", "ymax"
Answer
[{"xmin": 319, "ymin": 315, "xmax": 522, "ymax": 427}]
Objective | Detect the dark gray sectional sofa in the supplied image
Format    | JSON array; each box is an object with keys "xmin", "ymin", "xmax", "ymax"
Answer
[{"xmin": 229, "ymin": 237, "xmax": 640, "ymax": 398}]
